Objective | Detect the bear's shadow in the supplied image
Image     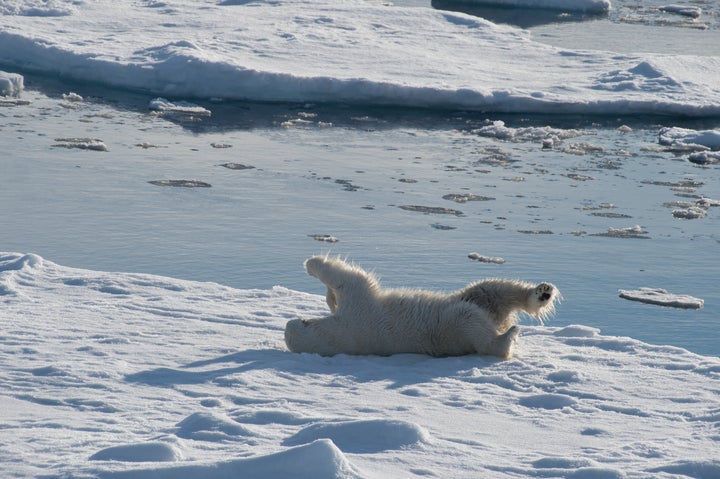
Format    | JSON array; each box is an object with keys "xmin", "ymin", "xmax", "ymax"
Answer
[{"xmin": 124, "ymin": 348, "xmax": 507, "ymax": 390}]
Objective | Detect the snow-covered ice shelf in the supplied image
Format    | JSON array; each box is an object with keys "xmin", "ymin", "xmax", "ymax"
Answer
[
  {"xmin": 1, "ymin": 0, "xmax": 719, "ymax": 115},
  {"xmin": 2, "ymin": 252, "xmax": 719, "ymax": 478}
]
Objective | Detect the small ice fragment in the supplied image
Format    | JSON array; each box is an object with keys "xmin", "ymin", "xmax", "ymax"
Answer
[
  {"xmin": 0, "ymin": 71, "xmax": 23, "ymax": 97},
  {"xmin": 468, "ymin": 253, "xmax": 505, "ymax": 264},
  {"xmin": 619, "ymin": 287, "xmax": 704, "ymax": 309},
  {"xmin": 688, "ymin": 151, "xmax": 720, "ymax": 165},
  {"xmin": 62, "ymin": 92, "xmax": 83, "ymax": 102},
  {"xmin": 672, "ymin": 207, "xmax": 706, "ymax": 219},
  {"xmin": 659, "ymin": 5, "xmax": 702, "ymax": 19},
  {"xmin": 149, "ymin": 97, "xmax": 211, "ymax": 116},
  {"xmin": 53, "ymin": 137, "xmax": 108, "ymax": 151},
  {"xmin": 308, "ymin": 234, "xmax": 338, "ymax": 243},
  {"xmin": 148, "ymin": 180, "xmax": 212, "ymax": 187}
]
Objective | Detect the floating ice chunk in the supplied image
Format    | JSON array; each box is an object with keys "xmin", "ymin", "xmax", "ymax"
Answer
[
  {"xmin": 0, "ymin": 70, "xmax": 23, "ymax": 97},
  {"xmin": 149, "ymin": 97, "xmax": 211, "ymax": 116},
  {"xmin": 672, "ymin": 207, "xmax": 706, "ymax": 219},
  {"xmin": 619, "ymin": 287, "xmax": 704, "ymax": 309},
  {"xmin": 592, "ymin": 225, "xmax": 650, "ymax": 239},
  {"xmin": 696, "ymin": 197, "xmax": 720, "ymax": 208},
  {"xmin": 468, "ymin": 253, "xmax": 505, "ymax": 264},
  {"xmin": 308, "ymin": 234, "xmax": 339, "ymax": 243},
  {"xmin": 659, "ymin": 5, "xmax": 702, "ymax": 19},
  {"xmin": 688, "ymin": 151, "xmax": 720, "ymax": 165},
  {"xmin": 52, "ymin": 137, "xmax": 108, "ymax": 151},
  {"xmin": 62, "ymin": 92, "xmax": 83, "ymax": 102},
  {"xmin": 148, "ymin": 179, "xmax": 212, "ymax": 187},
  {"xmin": 658, "ymin": 127, "xmax": 720, "ymax": 150},
  {"xmin": 471, "ymin": 120, "xmax": 584, "ymax": 144}
]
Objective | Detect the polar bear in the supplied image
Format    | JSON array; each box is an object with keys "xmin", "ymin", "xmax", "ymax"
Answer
[{"xmin": 284, "ymin": 256, "xmax": 559, "ymax": 359}]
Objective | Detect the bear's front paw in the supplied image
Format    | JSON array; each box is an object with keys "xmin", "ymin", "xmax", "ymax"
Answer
[{"xmin": 534, "ymin": 282, "xmax": 555, "ymax": 303}]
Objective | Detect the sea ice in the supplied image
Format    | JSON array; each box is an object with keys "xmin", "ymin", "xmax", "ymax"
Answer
[
  {"xmin": 149, "ymin": 97, "xmax": 211, "ymax": 117},
  {"xmin": 659, "ymin": 5, "xmax": 702, "ymax": 19},
  {"xmin": 0, "ymin": 0, "xmax": 718, "ymax": 115},
  {"xmin": 658, "ymin": 127, "xmax": 720, "ymax": 150},
  {"xmin": 0, "ymin": 70, "xmax": 23, "ymax": 97},
  {"xmin": 468, "ymin": 253, "xmax": 505, "ymax": 264},
  {"xmin": 2, "ymin": 252, "xmax": 720, "ymax": 478},
  {"xmin": 619, "ymin": 287, "xmax": 704, "ymax": 309}
]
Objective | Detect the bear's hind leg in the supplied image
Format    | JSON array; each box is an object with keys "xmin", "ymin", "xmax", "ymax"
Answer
[
  {"xmin": 305, "ymin": 256, "xmax": 379, "ymax": 313},
  {"xmin": 489, "ymin": 326, "xmax": 520, "ymax": 359}
]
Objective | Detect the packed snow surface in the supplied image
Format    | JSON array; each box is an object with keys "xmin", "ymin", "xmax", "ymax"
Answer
[
  {"xmin": 1, "ymin": 0, "xmax": 719, "ymax": 115},
  {"xmin": 2, "ymin": 252, "xmax": 720, "ymax": 478}
]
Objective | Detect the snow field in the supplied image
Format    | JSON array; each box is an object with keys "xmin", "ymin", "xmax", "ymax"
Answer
[{"xmin": 2, "ymin": 252, "xmax": 719, "ymax": 478}]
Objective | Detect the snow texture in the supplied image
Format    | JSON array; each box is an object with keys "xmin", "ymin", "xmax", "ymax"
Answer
[
  {"xmin": 2, "ymin": 252, "xmax": 720, "ymax": 478},
  {"xmin": 0, "ymin": 0, "xmax": 719, "ymax": 115}
]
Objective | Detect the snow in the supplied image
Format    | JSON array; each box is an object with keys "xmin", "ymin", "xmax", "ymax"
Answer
[
  {"xmin": 0, "ymin": 70, "xmax": 23, "ymax": 97},
  {"xmin": 659, "ymin": 127, "xmax": 720, "ymax": 150},
  {"xmin": 1, "ymin": 0, "xmax": 719, "ymax": 116},
  {"xmin": 2, "ymin": 252, "xmax": 720, "ymax": 478},
  {"xmin": 618, "ymin": 287, "xmax": 705, "ymax": 309}
]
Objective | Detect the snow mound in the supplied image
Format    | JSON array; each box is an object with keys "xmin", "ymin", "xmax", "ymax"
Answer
[
  {"xmin": 100, "ymin": 439, "xmax": 365, "ymax": 479},
  {"xmin": 176, "ymin": 412, "xmax": 258, "ymax": 442},
  {"xmin": 619, "ymin": 287, "xmax": 704, "ymax": 309},
  {"xmin": 90, "ymin": 442, "xmax": 182, "ymax": 462},
  {"xmin": 284, "ymin": 419, "xmax": 430, "ymax": 453},
  {"xmin": 0, "ymin": 70, "xmax": 23, "ymax": 97}
]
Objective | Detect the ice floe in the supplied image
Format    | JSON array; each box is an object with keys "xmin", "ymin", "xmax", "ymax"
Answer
[
  {"xmin": 619, "ymin": 287, "xmax": 704, "ymax": 309},
  {"xmin": 659, "ymin": 127, "xmax": 720, "ymax": 151},
  {"xmin": 2, "ymin": 253, "xmax": 720, "ymax": 478},
  {"xmin": 468, "ymin": 253, "xmax": 506, "ymax": 264},
  {"xmin": 0, "ymin": 0, "xmax": 718, "ymax": 115}
]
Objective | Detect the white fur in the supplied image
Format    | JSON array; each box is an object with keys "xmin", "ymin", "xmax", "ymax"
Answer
[{"xmin": 285, "ymin": 256, "xmax": 559, "ymax": 359}]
